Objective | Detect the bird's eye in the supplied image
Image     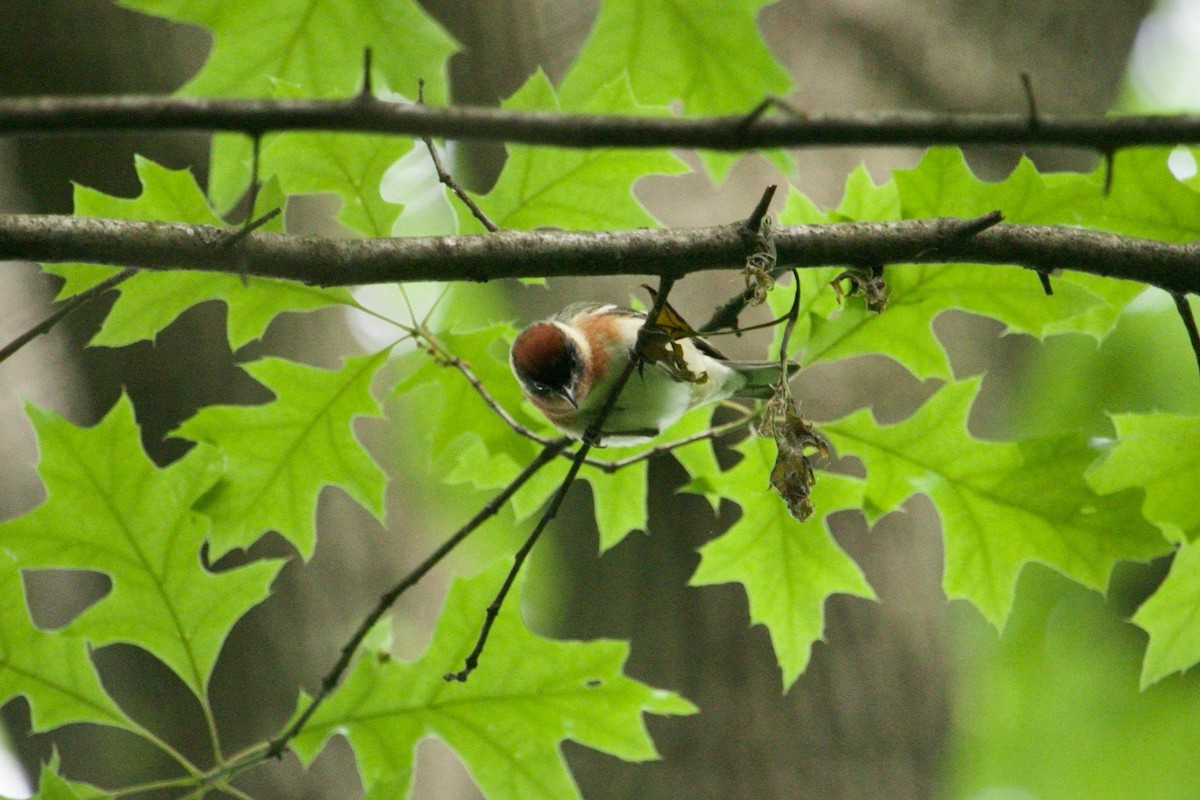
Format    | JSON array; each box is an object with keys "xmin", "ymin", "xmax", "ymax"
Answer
[{"xmin": 530, "ymin": 382, "xmax": 555, "ymax": 397}]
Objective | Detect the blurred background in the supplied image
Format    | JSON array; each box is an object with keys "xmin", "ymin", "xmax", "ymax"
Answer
[{"xmin": 2, "ymin": 0, "xmax": 1200, "ymax": 798}]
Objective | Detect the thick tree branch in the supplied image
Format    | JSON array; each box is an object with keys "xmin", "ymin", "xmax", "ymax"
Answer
[
  {"xmin": 3, "ymin": 95, "xmax": 1200, "ymax": 151},
  {"xmin": 3, "ymin": 213, "xmax": 1200, "ymax": 294}
]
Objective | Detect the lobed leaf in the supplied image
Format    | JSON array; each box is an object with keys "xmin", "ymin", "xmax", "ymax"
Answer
[
  {"xmin": 290, "ymin": 566, "xmax": 695, "ymax": 799},
  {"xmin": 0, "ymin": 553, "xmax": 128, "ymax": 733},
  {"xmin": 122, "ymin": 0, "xmax": 458, "ymax": 212},
  {"xmin": 1131, "ymin": 541, "xmax": 1200, "ymax": 688},
  {"xmin": 561, "ymin": 0, "xmax": 792, "ymax": 179},
  {"xmin": 174, "ymin": 351, "xmax": 392, "ymax": 560},
  {"xmin": 45, "ymin": 157, "xmax": 351, "ymax": 349},
  {"xmin": 688, "ymin": 439, "xmax": 874, "ymax": 688},
  {"xmin": 0, "ymin": 396, "xmax": 282, "ymax": 694},
  {"xmin": 1087, "ymin": 412, "xmax": 1200, "ymax": 543},
  {"xmin": 824, "ymin": 379, "xmax": 1168, "ymax": 628},
  {"xmin": 463, "ymin": 71, "xmax": 687, "ymax": 234}
]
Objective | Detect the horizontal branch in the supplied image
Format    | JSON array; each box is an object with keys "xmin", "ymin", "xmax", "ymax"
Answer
[
  {"xmin": 2, "ymin": 213, "xmax": 1198, "ymax": 294},
  {"xmin": 3, "ymin": 95, "xmax": 1200, "ymax": 151}
]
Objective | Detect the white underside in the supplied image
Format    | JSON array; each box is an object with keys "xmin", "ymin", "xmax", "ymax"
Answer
[{"xmin": 563, "ymin": 315, "xmax": 744, "ymax": 445}]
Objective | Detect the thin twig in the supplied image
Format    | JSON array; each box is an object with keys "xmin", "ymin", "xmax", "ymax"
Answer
[
  {"xmin": 0, "ymin": 267, "xmax": 135, "ymax": 366},
  {"xmin": 737, "ymin": 95, "xmax": 806, "ymax": 132},
  {"xmin": 587, "ymin": 411, "xmax": 758, "ymax": 473},
  {"xmin": 778, "ymin": 269, "xmax": 803, "ymax": 377},
  {"xmin": 1020, "ymin": 73, "xmax": 1039, "ymax": 132},
  {"xmin": 441, "ymin": 352, "xmax": 557, "ymax": 446},
  {"xmin": 743, "ymin": 185, "xmax": 778, "ymax": 235},
  {"xmin": 417, "ymin": 79, "xmax": 499, "ymax": 232},
  {"xmin": 1173, "ymin": 292, "xmax": 1200, "ymax": 380},
  {"xmin": 702, "ymin": 186, "xmax": 786, "ymax": 332},
  {"xmin": 359, "ymin": 48, "xmax": 374, "ymax": 99},
  {"xmin": 4, "ymin": 94, "xmax": 1198, "ymax": 152},
  {"xmin": 234, "ymin": 134, "xmax": 264, "ymax": 285},
  {"xmin": 1037, "ymin": 270, "xmax": 1054, "ymax": 295},
  {"xmin": 446, "ymin": 275, "xmax": 680, "ymax": 682},
  {"xmin": 266, "ymin": 436, "xmax": 570, "ymax": 758},
  {"xmin": 221, "ymin": 206, "xmax": 281, "ymax": 248}
]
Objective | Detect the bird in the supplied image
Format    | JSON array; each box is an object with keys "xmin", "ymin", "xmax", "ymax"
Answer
[{"xmin": 509, "ymin": 302, "xmax": 797, "ymax": 445}]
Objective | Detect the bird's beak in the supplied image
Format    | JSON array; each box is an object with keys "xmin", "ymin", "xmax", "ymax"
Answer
[{"xmin": 559, "ymin": 386, "xmax": 579, "ymax": 408}]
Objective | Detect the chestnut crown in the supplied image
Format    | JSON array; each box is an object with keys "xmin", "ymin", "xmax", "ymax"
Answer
[{"xmin": 510, "ymin": 323, "xmax": 582, "ymax": 400}]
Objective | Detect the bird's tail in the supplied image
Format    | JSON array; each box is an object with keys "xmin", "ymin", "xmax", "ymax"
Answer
[{"xmin": 729, "ymin": 361, "xmax": 800, "ymax": 399}]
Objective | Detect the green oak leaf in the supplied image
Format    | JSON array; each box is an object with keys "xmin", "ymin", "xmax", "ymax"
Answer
[
  {"xmin": 174, "ymin": 352, "xmax": 391, "ymax": 560},
  {"xmin": 29, "ymin": 756, "xmax": 108, "ymax": 800},
  {"xmin": 562, "ymin": 0, "xmax": 790, "ymax": 114},
  {"xmin": 220, "ymin": 78, "xmax": 412, "ymax": 236},
  {"xmin": 260, "ymin": 132, "xmax": 412, "ymax": 237},
  {"xmin": 1099, "ymin": 147, "xmax": 1200, "ymax": 242},
  {"xmin": 895, "ymin": 148, "xmax": 1104, "ymax": 225},
  {"xmin": 0, "ymin": 396, "xmax": 281, "ymax": 694},
  {"xmin": 463, "ymin": 70, "xmax": 687, "ymax": 233},
  {"xmin": 44, "ymin": 156, "xmax": 351, "ymax": 349},
  {"xmin": 121, "ymin": 0, "xmax": 455, "ymax": 99},
  {"xmin": 121, "ymin": 0, "xmax": 456, "ymax": 212},
  {"xmin": 894, "ymin": 147, "xmax": 1141, "ymax": 338},
  {"xmin": 830, "ymin": 164, "xmax": 900, "ymax": 221},
  {"xmin": 1131, "ymin": 540, "xmax": 1200, "ymax": 688},
  {"xmin": 1087, "ymin": 413, "xmax": 1200, "ymax": 542},
  {"xmin": 290, "ymin": 566, "xmax": 695, "ymax": 799},
  {"xmin": 823, "ymin": 379, "xmax": 1167, "ymax": 628},
  {"xmin": 0, "ymin": 553, "xmax": 128, "ymax": 733},
  {"xmin": 800, "ymin": 262, "xmax": 1103, "ymax": 380},
  {"xmin": 561, "ymin": 0, "xmax": 792, "ymax": 179},
  {"xmin": 789, "ymin": 149, "xmax": 1157, "ymax": 378},
  {"xmin": 688, "ymin": 439, "xmax": 874, "ymax": 687}
]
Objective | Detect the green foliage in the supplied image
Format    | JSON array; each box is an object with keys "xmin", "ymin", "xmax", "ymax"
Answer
[
  {"xmin": 0, "ymin": 553, "xmax": 128, "ymax": 732},
  {"xmin": 1, "ymin": 397, "xmax": 282, "ymax": 696},
  {"xmin": 45, "ymin": 156, "xmax": 351, "ymax": 348},
  {"xmin": 560, "ymin": 0, "xmax": 792, "ymax": 178},
  {"xmin": 291, "ymin": 567, "xmax": 694, "ymax": 799},
  {"xmin": 460, "ymin": 70, "xmax": 687, "ymax": 233},
  {"xmin": 689, "ymin": 440, "xmax": 873, "ymax": 687},
  {"xmin": 6, "ymin": 0, "xmax": 1200, "ymax": 797},
  {"xmin": 122, "ymin": 0, "xmax": 456, "ymax": 213},
  {"xmin": 174, "ymin": 352, "xmax": 392, "ymax": 560},
  {"xmin": 825, "ymin": 380, "xmax": 1167, "ymax": 628}
]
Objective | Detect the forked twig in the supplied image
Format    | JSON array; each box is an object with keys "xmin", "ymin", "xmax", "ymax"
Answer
[
  {"xmin": 0, "ymin": 267, "xmax": 136, "ymax": 366},
  {"xmin": 265, "ymin": 436, "xmax": 570, "ymax": 758}
]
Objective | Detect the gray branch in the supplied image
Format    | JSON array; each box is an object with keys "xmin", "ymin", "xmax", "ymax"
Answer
[
  {"xmin": 3, "ymin": 95, "xmax": 1200, "ymax": 151},
  {"xmin": 2, "ymin": 213, "xmax": 1199, "ymax": 294}
]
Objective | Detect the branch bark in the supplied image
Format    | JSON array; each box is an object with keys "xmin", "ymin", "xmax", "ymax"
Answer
[
  {"xmin": 3, "ymin": 213, "xmax": 1199, "ymax": 294},
  {"xmin": 3, "ymin": 95, "xmax": 1200, "ymax": 151}
]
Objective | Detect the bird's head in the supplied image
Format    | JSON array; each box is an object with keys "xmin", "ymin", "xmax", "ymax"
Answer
[{"xmin": 510, "ymin": 322, "xmax": 585, "ymax": 410}]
